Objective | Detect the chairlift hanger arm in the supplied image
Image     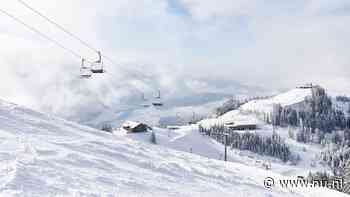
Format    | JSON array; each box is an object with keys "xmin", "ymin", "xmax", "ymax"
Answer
[{"xmin": 95, "ymin": 51, "xmax": 102, "ymax": 63}]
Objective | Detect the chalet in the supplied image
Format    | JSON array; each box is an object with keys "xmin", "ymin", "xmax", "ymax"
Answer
[
  {"xmin": 224, "ymin": 121, "xmax": 257, "ymax": 131},
  {"xmin": 228, "ymin": 124, "xmax": 257, "ymax": 130},
  {"xmin": 167, "ymin": 125, "xmax": 181, "ymax": 130},
  {"xmin": 297, "ymin": 83, "xmax": 314, "ymax": 89},
  {"xmin": 122, "ymin": 121, "xmax": 150, "ymax": 133}
]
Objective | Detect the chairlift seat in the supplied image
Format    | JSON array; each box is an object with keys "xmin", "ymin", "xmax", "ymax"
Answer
[
  {"xmin": 80, "ymin": 68, "xmax": 92, "ymax": 78},
  {"xmin": 142, "ymin": 103, "xmax": 151, "ymax": 108},
  {"xmin": 152, "ymin": 102, "xmax": 163, "ymax": 106},
  {"xmin": 90, "ymin": 51, "xmax": 104, "ymax": 74},
  {"xmin": 91, "ymin": 68, "xmax": 105, "ymax": 73},
  {"xmin": 152, "ymin": 90, "xmax": 163, "ymax": 106},
  {"xmin": 80, "ymin": 58, "xmax": 92, "ymax": 78},
  {"xmin": 80, "ymin": 73, "xmax": 92, "ymax": 78}
]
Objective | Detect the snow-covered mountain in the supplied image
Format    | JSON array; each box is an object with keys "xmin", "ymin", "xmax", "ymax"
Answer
[
  {"xmin": 83, "ymin": 98, "xmax": 224, "ymax": 129},
  {"xmin": 0, "ymin": 99, "xmax": 347, "ymax": 196},
  {"xmin": 241, "ymin": 88, "xmax": 312, "ymax": 114},
  {"xmin": 50, "ymin": 79, "xmax": 268, "ymax": 129}
]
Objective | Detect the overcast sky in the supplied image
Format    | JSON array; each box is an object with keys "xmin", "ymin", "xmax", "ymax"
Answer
[{"xmin": 0, "ymin": 0, "xmax": 350, "ymax": 118}]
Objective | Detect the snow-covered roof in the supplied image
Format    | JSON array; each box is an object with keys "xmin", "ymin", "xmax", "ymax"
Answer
[
  {"xmin": 199, "ymin": 111, "xmax": 261, "ymax": 129},
  {"xmin": 122, "ymin": 120, "xmax": 143, "ymax": 129},
  {"xmin": 225, "ymin": 122, "xmax": 257, "ymax": 127}
]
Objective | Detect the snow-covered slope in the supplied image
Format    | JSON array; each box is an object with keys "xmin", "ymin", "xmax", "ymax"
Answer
[
  {"xmin": 241, "ymin": 88, "xmax": 312, "ymax": 114},
  {"xmin": 198, "ymin": 110, "xmax": 262, "ymax": 129},
  {"xmin": 0, "ymin": 100, "xmax": 346, "ymax": 196},
  {"xmin": 188, "ymin": 88, "xmax": 332, "ymax": 178},
  {"xmin": 115, "ymin": 125, "xmax": 226, "ymax": 160},
  {"xmin": 118, "ymin": 123, "xmax": 331, "ymax": 177},
  {"xmin": 196, "ymin": 88, "xmax": 312, "ymax": 130}
]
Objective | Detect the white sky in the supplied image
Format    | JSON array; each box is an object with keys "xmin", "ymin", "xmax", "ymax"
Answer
[{"xmin": 0, "ymin": 0, "xmax": 349, "ymax": 118}]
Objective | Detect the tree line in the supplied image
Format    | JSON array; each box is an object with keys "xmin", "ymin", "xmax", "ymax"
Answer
[
  {"xmin": 199, "ymin": 125, "xmax": 295, "ymax": 163},
  {"xmin": 268, "ymin": 86, "xmax": 350, "ymax": 144}
]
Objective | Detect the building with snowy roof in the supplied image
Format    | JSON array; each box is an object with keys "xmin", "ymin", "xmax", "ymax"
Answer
[{"xmin": 122, "ymin": 121, "xmax": 150, "ymax": 133}]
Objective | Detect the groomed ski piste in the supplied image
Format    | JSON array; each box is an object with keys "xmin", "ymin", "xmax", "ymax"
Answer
[{"xmin": 0, "ymin": 95, "xmax": 344, "ymax": 196}]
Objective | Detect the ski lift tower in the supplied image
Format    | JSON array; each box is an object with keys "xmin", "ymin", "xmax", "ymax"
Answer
[{"xmin": 223, "ymin": 132, "xmax": 229, "ymax": 162}]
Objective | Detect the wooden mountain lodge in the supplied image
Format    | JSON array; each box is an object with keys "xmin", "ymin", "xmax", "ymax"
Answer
[
  {"xmin": 224, "ymin": 122, "xmax": 257, "ymax": 131},
  {"xmin": 122, "ymin": 121, "xmax": 150, "ymax": 133}
]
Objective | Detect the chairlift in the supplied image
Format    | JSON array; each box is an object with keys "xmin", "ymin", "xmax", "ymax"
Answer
[
  {"xmin": 91, "ymin": 51, "xmax": 105, "ymax": 73},
  {"xmin": 80, "ymin": 58, "xmax": 92, "ymax": 78},
  {"xmin": 141, "ymin": 93, "xmax": 150, "ymax": 108},
  {"xmin": 152, "ymin": 90, "xmax": 163, "ymax": 106}
]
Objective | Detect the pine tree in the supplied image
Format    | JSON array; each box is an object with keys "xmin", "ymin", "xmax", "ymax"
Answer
[
  {"xmin": 272, "ymin": 104, "xmax": 282, "ymax": 126},
  {"xmin": 266, "ymin": 113, "xmax": 271, "ymax": 124},
  {"xmin": 342, "ymin": 160, "xmax": 350, "ymax": 194}
]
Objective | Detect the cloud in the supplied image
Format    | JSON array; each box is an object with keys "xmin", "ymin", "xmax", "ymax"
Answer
[
  {"xmin": 0, "ymin": 0, "xmax": 349, "ymax": 124},
  {"xmin": 177, "ymin": 0, "xmax": 350, "ymax": 90},
  {"xmin": 180, "ymin": 0, "xmax": 259, "ymax": 20}
]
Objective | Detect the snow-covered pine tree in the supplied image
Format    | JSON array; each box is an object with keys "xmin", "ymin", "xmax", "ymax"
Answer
[
  {"xmin": 272, "ymin": 104, "xmax": 282, "ymax": 126},
  {"xmin": 342, "ymin": 160, "xmax": 350, "ymax": 194},
  {"xmin": 288, "ymin": 127, "xmax": 294, "ymax": 139}
]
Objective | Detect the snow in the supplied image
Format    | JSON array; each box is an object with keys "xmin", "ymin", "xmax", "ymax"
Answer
[
  {"xmin": 198, "ymin": 110, "xmax": 262, "ymax": 129},
  {"xmin": 241, "ymin": 88, "xmax": 312, "ymax": 114},
  {"xmin": 115, "ymin": 125, "xmax": 226, "ymax": 160},
  {"xmin": 154, "ymin": 88, "xmax": 332, "ymax": 181},
  {"xmin": 119, "ymin": 122, "xmax": 332, "ymax": 177},
  {"xmin": 270, "ymin": 88, "xmax": 312, "ymax": 106},
  {"xmin": 121, "ymin": 120, "xmax": 143, "ymax": 129},
  {"xmin": 0, "ymin": 99, "xmax": 347, "ymax": 196},
  {"xmin": 195, "ymin": 88, "xmax": 313, "ymax": 132}
]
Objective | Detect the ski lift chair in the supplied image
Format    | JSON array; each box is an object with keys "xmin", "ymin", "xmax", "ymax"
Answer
[
  {"xmin": 80, "ymin": 58, "xmax": 92, "ymax": 78},
  {"xmin": 141, "ymin": 93, "xmax": 151, "ymax": 108},
  {"xmin": 152, "ymin": 90, "xmax": 163, "ymax": 106},
  {"xmin": 91, "ymin": 51, "xmax": 105, "ymax": 74},
  {"xmin": 152, "ymin": 101, "xmax": 163, "ymax": 107}
]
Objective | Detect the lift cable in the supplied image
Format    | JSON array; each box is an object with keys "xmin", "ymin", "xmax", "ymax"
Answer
[
  {"xmin": 16, "ymin": 0, "xmax": 121, "ymax": 67},
  {"xmin": 17, "ymin": 0, "xmax": 98, "ymax": 53},
  {"xmin": 0, "ymin": 7, "xmax": 89, "ymax": 62},
  {"xmin": 1, "ymin": 3, "xmax": 144, "ymax": 82}
]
